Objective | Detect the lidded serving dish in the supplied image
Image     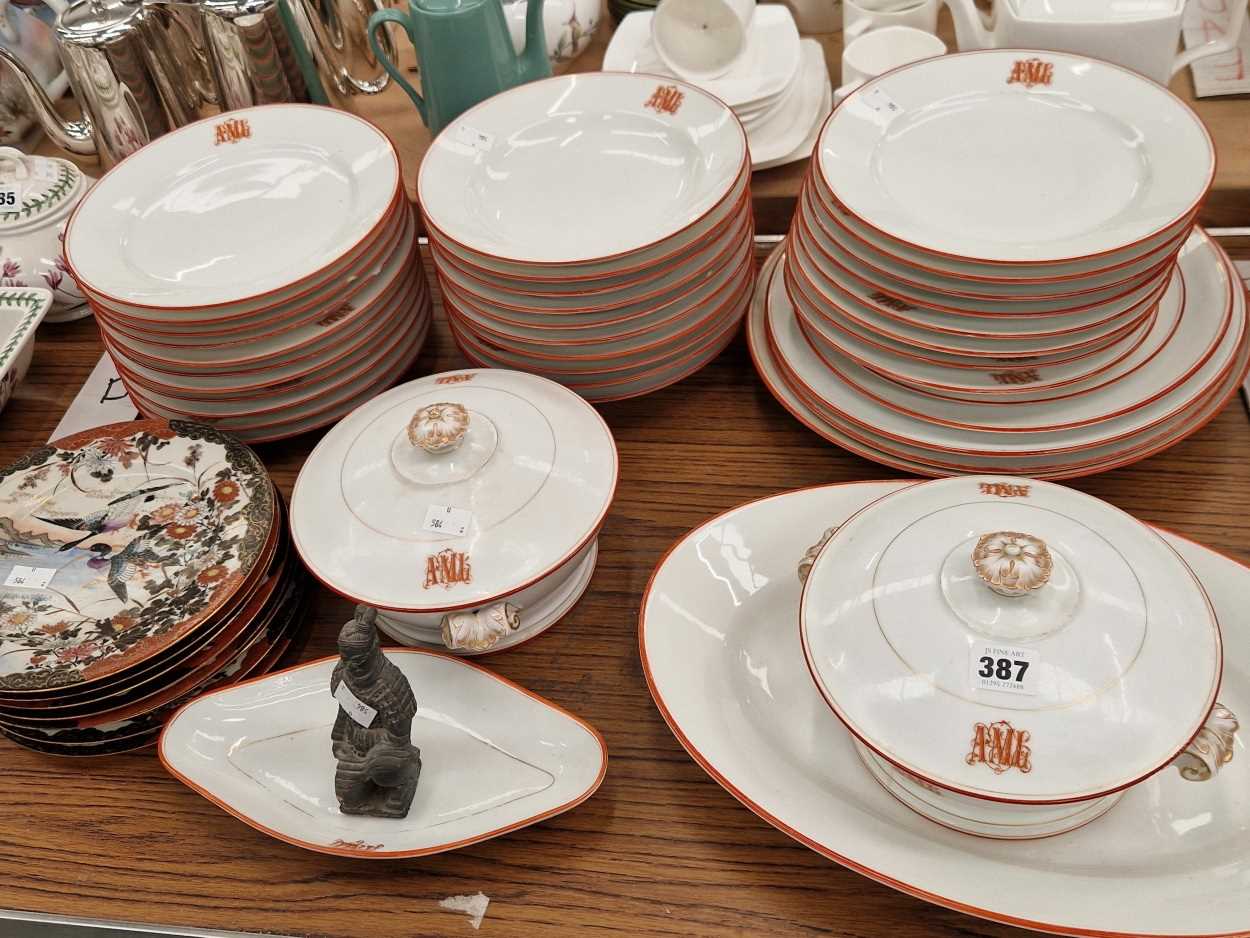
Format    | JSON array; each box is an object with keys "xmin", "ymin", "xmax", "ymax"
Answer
[
  {"xmin": 798, "ymin": 475, "xmax": 1238, "ymax": 839},
  {"xmin": 291, "ymin": 368, "xmax": 618, "ymax": 654},
  {"xmin": 0, "ymin": 147, "xmax": 92, "ymax": 322}
]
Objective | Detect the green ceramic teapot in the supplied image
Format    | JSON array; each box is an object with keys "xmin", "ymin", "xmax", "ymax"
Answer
[{"xmin": 368, "ymin": 0, "xmax": 551, "ymax": 136}]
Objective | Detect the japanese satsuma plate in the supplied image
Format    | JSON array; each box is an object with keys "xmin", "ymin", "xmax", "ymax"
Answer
[
  {"xmin": 0, "ymin": 419, "xmax": 274, "ymax": 691},
  {"xmin": 159, "ymin": 649, "xmax": 607, "ymax": 858},
  {"xmin": 640, "ymin": 481, "xmax": 1250, "ymax": 937}
]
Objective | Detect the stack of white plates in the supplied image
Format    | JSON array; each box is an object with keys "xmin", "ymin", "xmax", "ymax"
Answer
[
  {"xmin": 64, "ymin": 105, "xmax": 432, "ymax": 445},
  {"xmin": 603, "ymin": 5, "xmax": 831, "ymax": 170},
  {"xmin": 750, "ymin": 51, "xmax": 1250, "ymax": 479},
  {"xmin": 420, "ymin": 73, "xmax": 754, "ymax": 403}
]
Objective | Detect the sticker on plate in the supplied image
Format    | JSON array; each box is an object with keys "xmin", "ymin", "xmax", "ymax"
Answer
[
  {"xmin": 4, "ymin": 565, "xmax": 56, "ymax": 590},
  {"xmin": 970, "ymin": 642, "xmax": 1039, "ymax": 695},
  {"xmin": 422, "ymin": 504, "xmax": 473, "ymax": 537},
  {"xmin": 334, "ymin": 682, "xmax": 377, "ymax": 728},
  {"xmin": 0, "ymin": 184, "xmax": 20, "ymax": 210},
  {"xmin": 453, "ymin": 124, "xmax": 494, "ymax": 153},
  {"xmin": 863, "ymin": 86, "xmax": 902, "ymax": 116}
]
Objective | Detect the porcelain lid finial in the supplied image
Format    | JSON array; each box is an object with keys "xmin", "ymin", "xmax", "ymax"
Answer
[
  {"xmin": 407, "ymin": 402, "xmax": 470, "ymax": 454},
  {"xmin": 972, "ymin": 531, "xmax": 1052, "ymax": 598}
]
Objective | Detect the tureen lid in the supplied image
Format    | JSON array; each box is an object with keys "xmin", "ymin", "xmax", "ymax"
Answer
[
  {"xmin": 799, "ymin": 476, "xmax": 1221, "ymax": 804},
  {"xmin": 290, "ymin": 369, "xmax": 618, "ymax": 612},
  {"xmin": 0, "ymin": 149, "xmax": 86, "ymax": 232}
]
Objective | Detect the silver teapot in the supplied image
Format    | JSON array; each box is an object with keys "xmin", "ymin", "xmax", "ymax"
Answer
[{"xmin": 0, "ymin": 0, "xmax": 314, "ymax": 167}]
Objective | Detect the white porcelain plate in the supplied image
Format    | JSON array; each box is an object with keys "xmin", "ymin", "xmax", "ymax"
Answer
[
  {"xmin": 419, "ymin": 73, "xmax": 746, "ymax": 264},
  {"xmin": 66, "ymin": 106, "xmax": 400, "ymax": 308},
  {"xmin": 820, "ymin": 50, "xmax": 1213, "ymax": 262},
  {"xmin": 159, "ymin": 649, "xmax": 607, "ymax": 858},
  {"xmin": 641, "ymin": 481, "xmax": 1250, "ymax": 936}
]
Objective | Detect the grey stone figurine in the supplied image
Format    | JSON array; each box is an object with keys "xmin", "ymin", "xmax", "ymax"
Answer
[{"xmin": 330, "ymin": 605, "xmax": 422, "ymax": 818}]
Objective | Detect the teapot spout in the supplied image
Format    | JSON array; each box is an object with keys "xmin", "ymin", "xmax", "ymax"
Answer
[
  {"xmin": 0, "ymin": 47, "xmax": 97, "ymax": 157},
  {"xmin": 942, "ymin": 0, "xmax": 995, "ymax": 52},
  {"xmin": 519, "ymin": 0, "xmax": 552, "ymax": 80}
]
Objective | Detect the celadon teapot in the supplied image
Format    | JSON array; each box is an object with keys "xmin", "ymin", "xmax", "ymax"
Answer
[
  {"xmin": 368, "ymin": 0, "xmax": 551, "ymax": 136},
  {"xmin": 943, "ymin": 0, "xmax": 1248, "ymax": 85}
]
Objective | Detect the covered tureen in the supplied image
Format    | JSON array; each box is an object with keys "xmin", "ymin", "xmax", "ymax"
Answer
[
  {"xmin": 0, "ymin": 147, "xmax": 92, "ymax": 322},
  {"xmin": 798, "ymin": 475, "xmax": 1237, "ymax": 839},
  {"xmin": 291, "ymin": 368, "xmax": 618, "ymax": 654}
]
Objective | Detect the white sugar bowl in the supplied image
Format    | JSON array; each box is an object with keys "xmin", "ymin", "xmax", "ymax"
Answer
[
  {"xmin": 0, "ymin": 148, "xmax": 93, "ymax": 323},
  {"xmin": 291, "ymin": 368, "xmax": 618, "ymax": 655},
  {"xmin": 799, "ymin": 475, "xmax": 1238, "ymax": 839}
]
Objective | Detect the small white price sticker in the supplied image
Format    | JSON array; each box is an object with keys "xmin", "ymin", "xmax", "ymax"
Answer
[
  {"xmin": 4, "ymin": 565, "xmax": 56, "ymax": 590},
  {"xmin": 0, "ymin": 184, "xmax": 20, "ymax": 211},
  {"xmin": 453, "ymin": 123, "xmax": 494, "ymax": 153},
  {"xmin": 422, "ymin": 503, "xmax": 472, "ymax": 537},
  {"xmin": 334, "ymin": 682, "xmax": 377, "ymax": 728},
  {"xmin": 970, "ymin": 642, "xmax": 1039, "ymax": 696},
  {"xmin": 864, "ymin": 86, "xmax": 903, "ymax": 116}
]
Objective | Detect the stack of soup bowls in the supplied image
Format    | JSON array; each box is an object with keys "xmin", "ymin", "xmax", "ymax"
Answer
[
  {"xmin": 419, "ymin": 72, "xmax": 754, "ymax": 403},
  {"xmin": 750, "ymin": 50, "xmax": 1250, "ymax": 478},
  {"xmin": 0, "ymin": 420, "xmax": 308, "ymax": 756},
  {"xmin": 63, "ymin": 105, "xmax": 431, "ymax": 444}
]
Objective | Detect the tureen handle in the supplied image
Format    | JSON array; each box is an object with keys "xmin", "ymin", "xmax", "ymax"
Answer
[
  {"xmin": 440, "ymin": 603, "xmax": 521, "ymax": 652},
  {"xmin": 0, "ymin": 146, "xmax": 31, "ymax": 181},
  {"xmin": 798, "ymin": 527, "xmax": 838, "ymax": 584},
  {"xmin": 408, "ymin": 402, "xmax": 469, "ymax": 455},
  {"xmin": 1172, "ymin": 703, "xmax": 1239, "ymax": 782}
]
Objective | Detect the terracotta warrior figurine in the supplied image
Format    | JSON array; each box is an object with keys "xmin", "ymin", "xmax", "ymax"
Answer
[{"xmin": 330, "ymin": 605, "xmax": 422, "ymax": 818}]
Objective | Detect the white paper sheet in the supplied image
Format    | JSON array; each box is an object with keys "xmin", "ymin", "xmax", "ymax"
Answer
[{"xmin": 49, "ymin": 353, "xmax": 139, "ymax": 442}]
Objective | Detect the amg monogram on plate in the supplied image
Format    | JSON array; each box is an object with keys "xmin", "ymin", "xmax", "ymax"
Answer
[
  {"xmin": 989, "ymin": 369, "xmax": 1041, "ymax": 385},
  {"xmin": 423, "ymin": 548, "xmax": 472, "ymax": 590},
  {"xmin": 1007, "ymin": 58, "xmax": 1054, "ymax": 89},
  {"xmin": 213, "ymin": 118, "xmax": 252, "ymax": 146},
  {"xmin": 868, "ymin": 291, "xmax": 916, "ymax": 312},
  {"xmin": 966, "ymin": 720, "xmax": 1032, "ymax": 774},
  {"xmin": 315, "ymin": 303, "xmax": 353, "ymax": 327},
  {"xmin": 644, "ymin": 85, "xmax": 685, "ymax": 116},
  {"xmin": 979, "ymin": 482, "xmax": 1030, "ymax": 498},
  {"xmin": 435, "ymin": 373, "xmax": 475, "ymax": 385}
]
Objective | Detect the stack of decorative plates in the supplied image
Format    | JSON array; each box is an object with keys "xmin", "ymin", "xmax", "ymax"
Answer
[
  {"xmin": 63, "ymin": 105, "xmax": 432, "ymax": 445},
  {"xmin": 419, "ymin": 73, "xmax": 753, "ymax": 403},
  {"xmin": 603, "ymin": 6, "xmax": 832, "ymax": 170},
  {"xmin": 751, "ymin": 50, "xmax": 1250, "ymax": 478},
  {"xmin": 291, "ymin": 369, "xmax": 617, "ymax": 655},
  {"xmin": 0, "ymin": 420, "xmax": 308, "ymax": 756}
]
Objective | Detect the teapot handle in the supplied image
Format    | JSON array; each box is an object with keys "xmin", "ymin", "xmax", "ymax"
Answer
[
  {"xmin": 367, "ymin": 8, "xmax": 428, "ymax": 127},
  {"xmin": 1173, "ymin": 0, "xmax": 1248, "ymax": 77}
]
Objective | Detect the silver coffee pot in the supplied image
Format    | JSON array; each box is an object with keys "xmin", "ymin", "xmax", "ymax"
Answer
[{"xmin": 0, "ymin": 0, "xmax": 313, "ymax": 167}]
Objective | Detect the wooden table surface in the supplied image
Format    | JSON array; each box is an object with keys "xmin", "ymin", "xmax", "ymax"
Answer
[{"xmin": 6, "ymin": 15, "xmax": 1250, "ymax": 938}]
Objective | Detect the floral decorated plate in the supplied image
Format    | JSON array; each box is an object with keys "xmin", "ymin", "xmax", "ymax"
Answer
[
  {"xmin": 0, "ymin": 420, "xmax": 274, "ymax": 691},
  {"xmin": 159, "ymin": 649, "xmax": 607, "ymax": 857}
]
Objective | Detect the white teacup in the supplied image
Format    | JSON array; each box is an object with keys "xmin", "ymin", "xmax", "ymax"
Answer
[
  {"xmin": 836, "ymin": 25, "xmax": 946, "ymax": 102},
  {"xmin": 651, "ymin": 0, "xmax": 757, "ymax": 81},
  {"xmin": 843, "ymin": 0, "xmax": 939, "ymax": 39}
]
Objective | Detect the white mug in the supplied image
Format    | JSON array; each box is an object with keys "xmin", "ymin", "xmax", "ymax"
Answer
[
  {"xmin": 836, "ymin": 25, "xmax": 947, "ymax": 101},
  {"xmin": 843, "ymin": 0, "xmax": 940, "ymax": 39},
  {"xmin": 651, "ymin": 0, "xmax": 757, "ymax": 81}
]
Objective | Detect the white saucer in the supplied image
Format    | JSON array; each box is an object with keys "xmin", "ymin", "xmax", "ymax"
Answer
[
  {"xmin": 641, "ymin": 480, "xmax": 1250, "ymax": 937},
  {"xmin": 744, "ymin": 40, "xmax": 829, "ymax": 168}
]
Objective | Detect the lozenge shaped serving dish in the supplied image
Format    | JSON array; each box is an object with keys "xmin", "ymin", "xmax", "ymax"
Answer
[
  {"xmin": 291, "ymin": 369, "xmax": 617, "ymax": 654},
  {"xmin": 159, "ymin": 649, "xmax": 607, "ymax": 857},
  {"xmin": 799, "ymin": 475, "xmax": 1237, "ymax": 838}
]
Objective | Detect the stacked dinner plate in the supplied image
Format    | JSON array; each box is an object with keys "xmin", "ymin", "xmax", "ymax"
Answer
[
  {"xmin": 419, "ymin": 72, "xmax": 754, "ymax": 403},
  {"xmin": 63, "ymin": 105, "xmax": 431, "ymax": 445},
  {"xmin": 0, "ymin": 420, "xmax": 308, "ymax": 756},
  {"xmin": 750, "ymin": 50, "xmax": 1250, "ymax": 479},
  {"xmin": 603, "ymin": 6, "xmax": 832, "ymax": 170}
]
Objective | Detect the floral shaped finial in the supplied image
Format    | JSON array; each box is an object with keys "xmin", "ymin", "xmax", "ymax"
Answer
[
  {"xmin": 972, "ymin": 532, "xmax": 1052, "ymax": 598},
  {"xmin": 407, "ymin": 402, "xmax": 470, "ymax": 454}
]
